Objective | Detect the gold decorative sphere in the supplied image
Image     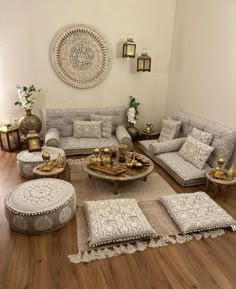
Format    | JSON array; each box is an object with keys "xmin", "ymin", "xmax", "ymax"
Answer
[{"xmin": 217, "ymin": 158, "xmax": 225, "ymax": 167}]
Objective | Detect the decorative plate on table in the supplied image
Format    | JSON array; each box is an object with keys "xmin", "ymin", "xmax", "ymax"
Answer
[{"xmin": 51, "ymin": 24, "xmax": 112, "ymax": 88}]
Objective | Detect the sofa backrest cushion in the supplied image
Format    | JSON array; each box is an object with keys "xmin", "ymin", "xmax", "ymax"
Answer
[
  {"xmin": 172, "ymin": 111, "xmax": 236, "ymax": 167},
  {"xmin": 42, "ymin": 106, "xmax": 126, "ymax": 137}
]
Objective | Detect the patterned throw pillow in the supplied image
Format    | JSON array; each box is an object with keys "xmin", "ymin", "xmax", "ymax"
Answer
[
  {"xmin": 90, "ymin": 114, "xmax": 112, "ymax": 138},
  {"xmin": 190, "ymin": 127, "xmax": 213, "ymax": 145},
  {"xmin": 73, "ymin": 120, "xmax": 102, "ymax": 138},
  {"xmin": 159, "ymin": 118, "xmax": 182, "ymax": 142},
  {"xmin": 160, "ymin": 192, "xmax": 236, "ymax": 234},
  {"xmin": 84, "ymin": 199, "xmax": 157, "ymax": 247},
  {"xmin": 178, "ymin": 135, "xmax": 214, "ymax": 169}
]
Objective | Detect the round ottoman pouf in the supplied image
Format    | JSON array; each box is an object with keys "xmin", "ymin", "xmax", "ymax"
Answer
[
  {"xmin": 17, "ymin": 147, "xmax": 65, "ymax": 178},
  {"xmin": 5, "ymin": 178, "xmax": 76, "ymax": 234}
]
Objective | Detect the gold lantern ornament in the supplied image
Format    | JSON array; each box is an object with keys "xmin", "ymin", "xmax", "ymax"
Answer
[
  {"xmin": 137, "ymin": 49, "xmax": 151, "ymax": 72},
  {"xmin": 26, "ymin": 130, "xmax": 41, "ymax": 152},
  {"xmin": 0, "ymin": 124, "xmax": 21, "ymax": 152},
  {"xmin": 122, "ymin": 35, "xmax": 136, "ymax": 58}
]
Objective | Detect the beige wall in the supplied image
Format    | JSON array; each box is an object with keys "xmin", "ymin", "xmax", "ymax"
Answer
[
  {"xmin": 167, "ymin": 0, "xmax": 236, "ymax": 127},
  {"xmin": 167, "ymin": 0, "xmax": 236, "ymax": 163},
  {"xmin": 0, "ymin": 0, "xmax": 176, "ymax": 130}
]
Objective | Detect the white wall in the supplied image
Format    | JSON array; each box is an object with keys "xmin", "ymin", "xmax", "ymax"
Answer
[
  {"xmin": 167, "ymin": 0, "xmax": 236, "ymax": 163},
  {"xmin": 0, "ymin": 0, "xmax": 176, "ymax": 131}
]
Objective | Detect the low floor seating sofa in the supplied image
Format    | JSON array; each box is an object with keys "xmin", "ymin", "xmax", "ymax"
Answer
[
  {"xmin": 138, "ymin": 111, "xmax": 236, "ymax": 186},
  {"xmin": 42, "ymin": 106, "xmax": 133, "ymax": 156}
]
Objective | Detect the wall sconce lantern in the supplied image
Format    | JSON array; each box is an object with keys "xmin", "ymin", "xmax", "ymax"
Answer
[
  {"xmin": 26, "ymin": 130, "xmax": 41, "ymax": 152},
  {"xmin": 0, "ymin": 124, "xmax": 21, "ymax": 152},
  {"xmin": 137, "ymin": 49, "xmax": 151, "ymax": 72},
  {"xmin": 122, "ymin": 36, "xmax": 136, "ymax": 58}
]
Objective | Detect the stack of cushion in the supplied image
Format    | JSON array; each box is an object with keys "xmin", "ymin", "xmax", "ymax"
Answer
[
  {"xmin": 178, "ymin": 128, "xmax": 214, "ymax": 169},
  {"xmin": 152, "ymin": 120, "xmax": 215, "ymax": 170}
]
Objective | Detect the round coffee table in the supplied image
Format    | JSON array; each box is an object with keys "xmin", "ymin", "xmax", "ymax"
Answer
[
  {"xmin": 205, "ymin": 170, "xmax": 236, "ymax": 196},
  {"xmin": 83, "ymin": 152, "xmax": 154, "ymax": 194}
]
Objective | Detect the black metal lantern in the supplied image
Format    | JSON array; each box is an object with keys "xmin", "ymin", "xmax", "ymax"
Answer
[
  {"xmin": 0, "ymin": 124, "xmax": 21, "ymax": 152},
  {"xmin": 122, "ymin": 37, "xmax": 136, "ymax": 58},
  {"xmin": 26, "ymin": 130, "xmax": 41, "ymax": 152},
  {"xmin": 137, "ymin": 49, "xmax": 151, "ymax": 72}
]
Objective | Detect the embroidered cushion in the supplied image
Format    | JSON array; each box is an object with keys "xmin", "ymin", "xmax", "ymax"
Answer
[
  {"xmin": 149, "ymin": 137, "xmax": 186, "ymax": 155},
  {"xmin": 73, "ymin": 120, "xmax": 102, "ymax": 138},
  {"xmin": 160, "ymin": 191, "xmax": 236, "ymax": 234},
  {"xmin": 190, "ymin": 127, "xmax": 213, "ymax": 145},
  {"xmin": 90, "ymin": 114, "xmax": 112, "ymax": 138},
  {"xmin": 159, "ymin": 118, "xmax": 182, "ymax": 142},
  {"xmin": 84, "ymin": 199, "xmax": 156, "ymax": 247},
  {"xmin": 46, "ymin": 116, "xmax": 88, "ymax": 137},
  {"xmin": 178, "ymin": 135, "xmax": 214, "ymax": 169}
]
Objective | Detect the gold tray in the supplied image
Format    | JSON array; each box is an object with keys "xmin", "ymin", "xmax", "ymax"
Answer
[{"xmin": 87, "ymin": 163, "xmax": 128, "ymax": 175}]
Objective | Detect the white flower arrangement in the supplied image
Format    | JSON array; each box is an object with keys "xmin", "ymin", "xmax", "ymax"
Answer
[
  {"xmin": 15, "ymin": 85, "xmax": 42, "ymax": 110},
  {"xmin": 127, "ymin": 96, "xmax": 140, "ymax": 126},
  {"xmin": 127, "ymin": 107, "xmax": 137, "ymax": 124}
]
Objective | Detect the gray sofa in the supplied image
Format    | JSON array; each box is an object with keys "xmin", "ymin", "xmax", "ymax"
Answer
[
  {"xmin": 138, "ymin": 111, "xmax": 236, "ymax": 186},
  {"xmin": 42, "ymin": 106, "xmax": 133, "ymax": 156}
]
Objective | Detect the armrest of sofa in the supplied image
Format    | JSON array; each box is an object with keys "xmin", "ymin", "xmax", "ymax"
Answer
[
  {"xmin": 149, "ymin": 137, "xmax": 186, "ymax": 155},
  {"xmin": 45, "ymin": 128, "xmax": 60, "ymax": 148},
  {"xmin": 116, "ymin": 125, "xmax": 134, "ymax": 151}
]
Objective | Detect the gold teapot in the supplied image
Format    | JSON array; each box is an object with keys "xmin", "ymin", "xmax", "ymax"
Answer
[
  {"xmin": 102, "ymin": 148, "xmax": 111, "ymax": 166},
  {"xmin": 212, "ymin": 158, "xmax": 226, "ymax": 179}
]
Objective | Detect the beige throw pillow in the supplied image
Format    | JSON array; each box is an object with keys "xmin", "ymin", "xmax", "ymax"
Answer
[
  {"xmin": 90, "ymin": 114, "xmax": 112, "ymax": 138},
  {"xmin": 190, "ymin": 127, "xmax": 213, "ymax": 145},
  {"xmin": 178, "ymin": 135, "xmax": 214, "ymax": 169},
  {"xmin": 73, "ymin": 120, "xmax": 102, "ymax": 138},
  {"xmin": 159, "ymin": 118, "xmax": 182, "ymax": 142},
  {"xmin": 84, "ymin": 199, "xmax": 157, "ymax": 248}
]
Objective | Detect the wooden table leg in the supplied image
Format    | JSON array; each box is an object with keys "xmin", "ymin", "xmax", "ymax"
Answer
[
  {"xmin": 213, "ymin": 184, "xmax": 219, "ymax": 198},
  {"xmin": 114, "ymin": 182, "xmax": 119, "ymax": 194},
  {"xmin": 206, "ymin": 179, "xmax": 209, "ymax": 191},
  {"xmin": 143, "ymin": 176, "xmax": 148, "ymax": 182}
]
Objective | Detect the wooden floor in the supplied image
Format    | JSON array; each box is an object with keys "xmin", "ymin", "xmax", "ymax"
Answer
[{"xmin": 0, "ymin": 150, "xmax": 236, "ymax": 289}]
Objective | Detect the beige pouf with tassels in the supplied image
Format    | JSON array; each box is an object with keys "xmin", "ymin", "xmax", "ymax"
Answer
[{"xmin": 5, "ymin": 178, "xmax": 76, "ymax": 234}]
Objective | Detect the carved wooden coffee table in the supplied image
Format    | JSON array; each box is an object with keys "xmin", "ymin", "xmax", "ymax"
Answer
[{"xmin": 83, "ymin": 152, "xmax": 154, "ymax": 194}]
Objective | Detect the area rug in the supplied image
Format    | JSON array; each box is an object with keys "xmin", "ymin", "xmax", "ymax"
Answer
[{"xmin": 67, "ymin": 159, "xmax": 225, "ymax": 264}]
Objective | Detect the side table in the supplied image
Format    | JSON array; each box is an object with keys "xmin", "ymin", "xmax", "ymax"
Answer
[
  {"xmin": 139, "ymin": 131, "xmax": 159, "ymax": 141},
  {"xmin": 33, "ymin": 164, "xmax": 65, "ymax": 178},
  {"xmin": 205, "ymin": 170, "xmax": 236, "ymax": 197}
]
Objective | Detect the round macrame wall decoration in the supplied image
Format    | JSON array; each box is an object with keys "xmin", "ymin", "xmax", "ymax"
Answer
[{"xmin": 51, "ymin": 24, "xmax": 112, "ymax": 88}]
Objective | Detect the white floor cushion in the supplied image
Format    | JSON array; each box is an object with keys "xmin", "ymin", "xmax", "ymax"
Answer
[
  {"xmin": 160, "ymin": 191, "xmax": 236, "ymax": 234},
  {"xmin": 84, "ymin": 199, "xmax": 156, "ymax": 247}
]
